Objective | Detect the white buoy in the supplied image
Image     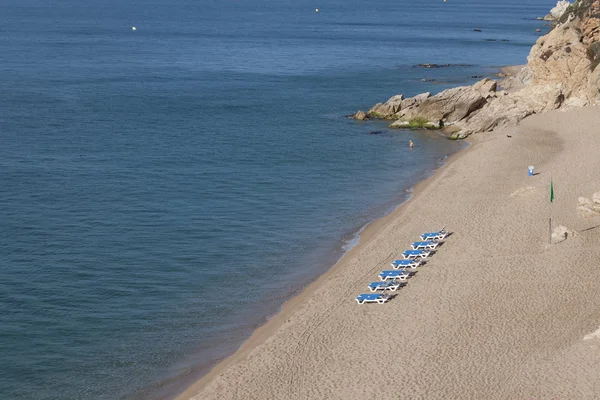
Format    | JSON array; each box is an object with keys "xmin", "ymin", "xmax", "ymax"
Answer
[
  {"xmin": 132, "ymin": 26, "xmax": 137, "ymax": 31},
  {"xmin": 315, "ymin": 8, "xmax": 319, "ymax": 13}
]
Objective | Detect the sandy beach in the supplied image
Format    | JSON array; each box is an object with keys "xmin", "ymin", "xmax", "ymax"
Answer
[{"xmin": 176, "ymin": 105, "xmax": 600, "ymax": 399}]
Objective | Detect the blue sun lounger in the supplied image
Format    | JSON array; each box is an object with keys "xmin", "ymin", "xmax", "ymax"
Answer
[
  {"xmin": 356, "ymin": 293, "xmax": 390, "ymax": 304},
  {"xmin": 420, "ymin": 228, "xmax": 448, "ymax": 241},
  {"xmin": 368, "ymin": 280, "xmax": 402, "ymax": 292},
  {"xmin": 411, "ymin": 241, "xmax": 440, "ymax": 250},
  {"xmin": 402, "ymin": 249, "xmax": 431, "ymax": 259},
  {"xmin": 379, "ymin": 270, "xmax": 411, "ymax": 281},
  {"xmin": 391, "ymin": 259, "xmax": 423, "ymax": 269}
]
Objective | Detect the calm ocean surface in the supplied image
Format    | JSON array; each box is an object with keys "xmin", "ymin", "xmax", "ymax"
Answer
[{"xmin": 0, "ymin": 0, "xmax": 551, "ymax": 398}]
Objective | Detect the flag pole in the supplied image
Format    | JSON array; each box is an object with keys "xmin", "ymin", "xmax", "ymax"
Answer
[{"xmin": 549, "ymin": 178, "xmax": 554, "ymax": 245}]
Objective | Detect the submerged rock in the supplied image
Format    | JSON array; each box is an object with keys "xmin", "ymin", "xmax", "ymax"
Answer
[
  {"xmin": 414, "ymin": 63, "xmax": 474, "ymax": 69},
  {"xmin": 417, "ymin": 63, "xmax": 450, "ymax": 68}
]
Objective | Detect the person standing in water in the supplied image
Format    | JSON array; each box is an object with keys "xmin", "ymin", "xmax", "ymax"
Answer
[{"xmin": 409, "ymin": 140, "xmax": 414, "ymax": 149}]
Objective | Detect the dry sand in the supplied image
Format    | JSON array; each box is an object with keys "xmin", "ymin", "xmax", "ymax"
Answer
[{"xmin": 176, "ymin": 106, "xmax": 600, "ymax": 400}]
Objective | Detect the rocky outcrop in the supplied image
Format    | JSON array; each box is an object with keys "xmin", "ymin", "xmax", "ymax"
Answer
[
  {"xmin": 538, "ymin": 1, "xmax": 572, "ymax": 21},
  {"xmin": 550, "ymin": 1, "xmax": 572, "ymax": 20},
  {"xmin": 455, "ymin": 84, "xmax": 564, "ymax": 136},
  {"xmin": 354, "ymin": 0, "xmax": 600, "ymax": 138},
  {"xmin": 400, "ymin": 79, "xmax": 495, "ymax": 122}
]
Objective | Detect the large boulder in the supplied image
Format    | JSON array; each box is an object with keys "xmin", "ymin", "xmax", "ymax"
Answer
[
  {"xmin": 454, "ymin": 84, "xmax": 564, "ymax": 137},
  {"xmin": 398, "ymin": 92, "xmax": 430, "ymax": 112},
  {"xmin": 367, "ymin": 94, "xmax": 404, "ymax": 118},
  {"xmin": 399, "ymin": 79, "xmax": 496, "ymax": 123},
  {"xmin": 353, "ymin": 110, "xmax": 368, "ymax": 120}
]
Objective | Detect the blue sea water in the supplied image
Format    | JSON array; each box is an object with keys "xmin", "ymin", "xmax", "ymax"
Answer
[{"xmin": 0, "ymin": 0, "xmax": 553, "ymax": 398}]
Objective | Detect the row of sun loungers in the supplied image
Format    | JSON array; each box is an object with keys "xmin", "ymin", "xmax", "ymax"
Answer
[{"xmin": 356, "ymin": 228, "xmax": 447, "ymax": 304}]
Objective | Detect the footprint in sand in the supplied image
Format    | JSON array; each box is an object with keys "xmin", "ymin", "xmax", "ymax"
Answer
[{"xmin": 510, "ymin": 186, "xmax": 536, "ymax": 198}]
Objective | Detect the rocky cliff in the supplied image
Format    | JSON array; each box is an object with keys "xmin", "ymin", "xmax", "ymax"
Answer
[{"xmin": 356, "ymin": 0, "xmax": 600, "ymax": 138}]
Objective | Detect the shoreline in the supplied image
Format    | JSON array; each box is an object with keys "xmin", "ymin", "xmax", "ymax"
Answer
[
  {"xmin": 168, "ymin": 64, "xmax": 518, "ymax": 400},
  {"xmin": 176, "ymin": 104, "xmax": 600, "ymax": 399},
  {"xmin": 140, "ymin": 126, "xmax": 468, "ymax": 400},
  {"xmin": 173, "ymin": 134, "xmax": 474, "ymax": 400}
]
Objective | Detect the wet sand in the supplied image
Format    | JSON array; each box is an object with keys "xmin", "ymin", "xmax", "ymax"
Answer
[{"xmin": 176, "ymin": 106, "xmax": 600, "ymax": 399}]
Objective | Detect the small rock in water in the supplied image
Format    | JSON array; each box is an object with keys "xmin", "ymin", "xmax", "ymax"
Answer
[
  {"xmin": 471, "ymin": 75, "xmax": 484, "ymax": 78},
  {"xmin": 369, "ymin": 131, "xmax": 383, "ymax": 135},
  {"xmin": 353, "ymin": 110, "xmax": 368, "ymax": 121},
  {"xmin": 501, "ymin": 39, "xmax": 510, "ymax": 42},
  {"xmin": 536, "ymin": 29, "xmax": 542, "ymax": 32},
  {"xmin": 473, "ymin": 29, "xmax": 482, "ymax": 32},
  {"xmin": 417, "ymin": 63, "xmax": 447, "ymax": 68},
  {"xmin": 415, "ymin": 63, "xmax": 474, "ymax": 69},
  {"xmin": 485, "ymin": 39, "xmax": 497, "ymax": 42}
]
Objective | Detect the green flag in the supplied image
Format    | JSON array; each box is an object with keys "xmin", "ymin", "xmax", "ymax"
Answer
[{"xmin": 550, "ymin": 180, "xmax": 554, "ymax": 203}]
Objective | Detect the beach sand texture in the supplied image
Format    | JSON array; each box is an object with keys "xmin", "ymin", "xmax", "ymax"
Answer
[{"xmin": 178, "ymin": 106, "xmax": 600, "ymax": 400}]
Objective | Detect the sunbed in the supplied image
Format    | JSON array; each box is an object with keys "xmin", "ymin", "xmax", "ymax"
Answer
[
  {"xmin": 391, "ymin": 259, "xmax": 423, "ymax": 269},
  {"xmin": 420, "ymin": 228, "xmax": 448, "ymax": 241},
  {"xmin": 411, "ymin": 241, "xmax": 440, "ymax": 250},
  {"xmin": 401, "ymin": 249, "xmax": 431, "ymax": 259},
  {"xmin": 368, "ymin": 280, "xmax": 402, "ymax": 292},
  {"xmin": 355, "ymin": 293, "xmax": 391, "ymax": 304},
  {"xmin": 379, "ymin": 270, "xmax": 411, "ymax": 281}
]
